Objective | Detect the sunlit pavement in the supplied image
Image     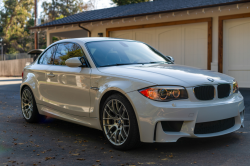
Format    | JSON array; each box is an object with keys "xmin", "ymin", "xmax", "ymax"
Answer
[{"xmin": 0, "ymin": 77, "xmax": 250, "ymax": 166}]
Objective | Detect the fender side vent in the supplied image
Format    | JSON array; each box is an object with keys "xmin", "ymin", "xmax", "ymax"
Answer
[{"xmin": 161, "ymin": 121, "xmax": 183, "ymax": 132}]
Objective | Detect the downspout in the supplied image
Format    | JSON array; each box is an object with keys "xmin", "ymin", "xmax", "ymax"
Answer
[{"xmin": 78, "ymin": 23, "xmax": 91, "ymax": 37}]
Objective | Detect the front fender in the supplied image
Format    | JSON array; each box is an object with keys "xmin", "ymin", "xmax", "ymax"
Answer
[
  {"xmin": 20, "ymin": 71, "xmax": 39, "ymax": 98},
  {"xmin": 20, "ymin": 67, "xmax": 46, "ymax": 115},
  {"xmin": 89, "ymin": 69, "xmax": 154, "ymax": 131}
]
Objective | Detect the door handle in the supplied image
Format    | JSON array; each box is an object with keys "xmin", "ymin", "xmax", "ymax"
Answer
[
  {"xmin": 91, "ymin": 87, "xmax": 99, "ymax": 91},
  {"xmin": 47, "ymin": 73, "xmax": 55, "ymax": 77}
]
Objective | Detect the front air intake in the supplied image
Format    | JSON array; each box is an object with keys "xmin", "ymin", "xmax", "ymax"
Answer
[
  {"xmin": 194, "ymin": 117, "xmax": 235, "ymax": 134},
  {"xmin": 194, "ymin": 86, "xmax": 215, "ymax": 100},
  {"xmin": 161, "ymin": 121, "xmax": 183, "ymax": 132}
]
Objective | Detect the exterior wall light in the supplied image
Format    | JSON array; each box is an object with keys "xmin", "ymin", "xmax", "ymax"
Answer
[{"xmin": 98, "ymin": 33, "xmax": 104, "ymax": 37}]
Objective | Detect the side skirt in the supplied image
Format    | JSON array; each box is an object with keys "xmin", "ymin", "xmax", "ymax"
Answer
[{"xmin": 37, "ymin": 104, "xmax": 102, "ymax": 130}]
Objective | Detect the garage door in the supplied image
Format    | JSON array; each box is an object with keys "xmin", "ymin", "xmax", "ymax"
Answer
[
  {"xmin": 111, "ymin": 22, "xmax": 208, "ymax": 69},
  {"xmin": 224, "ymin": 17, "xmax": 250, "ymax": 88}
]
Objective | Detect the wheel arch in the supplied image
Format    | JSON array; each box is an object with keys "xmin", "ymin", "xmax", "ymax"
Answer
[
  {"xmin": 99, "ymin": 90, "xmax": 125, "ymax": 122},
  {"xmin": 98, "ymin": 89, "xmax": 142, "ymax": 140},
  {"xmin": 20, "ymin": 83, "xmax": 32, "ymax": 97}
]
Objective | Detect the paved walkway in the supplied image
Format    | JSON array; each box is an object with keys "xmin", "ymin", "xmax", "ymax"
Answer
[{"xmin": 0, "ymin": 77, "xmax": 22, "ymax": 85}]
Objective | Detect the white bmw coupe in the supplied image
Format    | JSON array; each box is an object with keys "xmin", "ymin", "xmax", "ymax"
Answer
[{"xmin": 21, "ymin": 38, "xmax": 245, "ymax": 150}]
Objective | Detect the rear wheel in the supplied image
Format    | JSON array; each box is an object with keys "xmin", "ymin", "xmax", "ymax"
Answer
[
  {"xmin": 101, "ymin": 94, "xmax": 141, "ymax": 150},
  {"xmin": 21, "ymin": 87, "xmax": 42, "ymax": 123}
]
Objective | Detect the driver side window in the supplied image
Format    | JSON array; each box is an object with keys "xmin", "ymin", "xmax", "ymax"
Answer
[
  {"xmin": 53, "ymin": 43, "xmax": 85, "ymax": 66},
  {"xmin": 39, "ymin": 45, "xmax": 57, "ymax": 65}
]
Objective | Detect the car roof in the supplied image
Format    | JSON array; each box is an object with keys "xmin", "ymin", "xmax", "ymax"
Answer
[
  {"xmin": 27, "ymin": 49, "xmax": 45, "ymax": 54},
  {"xmin": 52, "ymin": 37, "xmax": 136, "ymax": 45}
]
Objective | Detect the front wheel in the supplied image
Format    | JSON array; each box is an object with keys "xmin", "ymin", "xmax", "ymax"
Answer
[{"xmin": 101, "ymin": 94, "xmax": 141, "ymax": 150}]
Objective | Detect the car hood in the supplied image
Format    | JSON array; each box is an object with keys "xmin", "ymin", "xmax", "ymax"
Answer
[{"xmin": 98, "ymin": 64, "xmax": 234, "ymax": 87}]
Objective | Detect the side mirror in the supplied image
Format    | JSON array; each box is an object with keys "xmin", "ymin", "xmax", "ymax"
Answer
[
  {"xmin": 65, "ymin": 57, "xmax": 86, "ymax": 67},
  {"xmin": 166, "ymin": 56, "xmax": 175, "ymax": 63},
  {"xmin": 25, "ymin": 62, "xmax": 31, "ymax": 66}
]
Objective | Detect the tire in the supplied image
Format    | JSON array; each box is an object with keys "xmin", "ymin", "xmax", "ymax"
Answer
[
  {"xmin": 101, "ymin": 93, "xmax": 141, "ymax": 150},
  {"xmin": 21, "ymin": 86, "xmax": 43, "ymax": 123}
]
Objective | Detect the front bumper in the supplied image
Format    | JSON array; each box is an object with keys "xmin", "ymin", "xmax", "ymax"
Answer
[{"xmin": 126, "ymin": 89, "xmax": 245, "ymax": 143}]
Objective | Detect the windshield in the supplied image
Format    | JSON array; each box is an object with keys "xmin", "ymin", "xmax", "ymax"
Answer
[{"xmin": 85, "ymin": 41, "xmax": 172, "ymax": 67}]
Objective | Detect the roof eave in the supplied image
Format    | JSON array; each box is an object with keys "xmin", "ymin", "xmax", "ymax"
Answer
[{"xmin": 29, "ymin": 0, "xmax": 250, "ymax": 30}]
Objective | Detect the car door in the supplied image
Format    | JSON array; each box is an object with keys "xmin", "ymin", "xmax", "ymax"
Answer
[
  {"xmin": 33, "ymin": 45, "xmax": 57, "ymax": 106},
  {"xmin": 44, "ymin": 42, "xmax": 91, "ymax": 117}
]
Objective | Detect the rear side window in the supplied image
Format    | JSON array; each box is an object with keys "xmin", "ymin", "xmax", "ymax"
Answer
[
  {"xmin": 53, "ymin": 43, "xmax": 85, "ymax": 66},
  {"xmin": 39, "ymin": 45, "xmax": 57, "ymax": 65}
]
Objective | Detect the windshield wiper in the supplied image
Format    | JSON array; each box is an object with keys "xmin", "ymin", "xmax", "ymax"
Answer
[{"xmin": 100, "ymin": 63, "xmax": 144, "ymax": 67}]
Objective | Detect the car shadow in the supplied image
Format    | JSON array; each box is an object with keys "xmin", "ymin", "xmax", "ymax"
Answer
[{"xmin": 18, "ymin": 116, "xmax": 243, "ymax": 154}]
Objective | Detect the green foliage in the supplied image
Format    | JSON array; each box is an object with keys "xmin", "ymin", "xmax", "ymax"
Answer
[
  {"xmin": 52, "ymin": 36, "xmax": 59, "ymax": 43},
  {"xmin": 42, "ymin": 0, "xmax": 84, "ymax": 22},
  {"xmin": 56, "ymin": 49, "xmax": 83, "ymax": 65},
  {"xmin": 56, "ymin": 14, "xmax": 66, "ymax": 20},
  {"xmin": 0, "ymin": 0, "xmax": 35, "ymax": 53},
  {"xmin": 7, "ymin": 47, "xmax": 20, "ymax": 54},
  {"xmin": 111, "ymin": 0, "xmax": 150, "ymax": 6},
  {"xmin": 0, "ymin": 0, "xmax": 33, "ymax": 39},
  {"xmin": 0, "ymin": 0, "xmax": 90, "ymax": 54}
]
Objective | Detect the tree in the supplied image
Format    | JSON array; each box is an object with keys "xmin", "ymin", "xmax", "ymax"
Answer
[
  {"xmin": 41, "ymin": 0, "xmax": 86, "ymax": 22},
  {"xmin": 87, "ymin": 0, "xmax": 99, "ymax": 10},
  {"xmin": 0, "ymin": 0, "xmax": 34, "ymax": 54},
  {"xmin": 111, "ymin": 0, "xmax": 150, "ymax": 6},
  {"xmin": 41, "ymin": 0, "xmax": 59, "ymax": 22}
]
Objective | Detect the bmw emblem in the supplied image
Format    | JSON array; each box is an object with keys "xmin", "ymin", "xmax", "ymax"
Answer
[{"xmin": 207, "ymin": 78, "xmax": 214, "ymax": 82}]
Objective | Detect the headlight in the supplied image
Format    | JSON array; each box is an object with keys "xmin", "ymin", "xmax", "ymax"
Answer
[
  {"xmin": 233, "ymin": 80, "xmax": 239, "ymax": 93},
  {"xmin": 139, "ymin": 86, "xmax": 188, "ymax": 101}
]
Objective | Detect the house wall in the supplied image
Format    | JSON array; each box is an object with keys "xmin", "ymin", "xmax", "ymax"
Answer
[
  {"xmin": 46, "ymin": 26, "xmax": 89, "ymax": 47},
  {"xmin": 46, "ymin": 2, "xmax": 250, "ymax": 72}
]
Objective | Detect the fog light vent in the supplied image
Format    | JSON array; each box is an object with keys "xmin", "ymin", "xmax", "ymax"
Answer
[{"xmin": 161, "ymin": 121, "xmax": 183, "ymax": 132}]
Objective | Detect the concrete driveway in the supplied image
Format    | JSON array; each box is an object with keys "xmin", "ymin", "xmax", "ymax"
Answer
[{"xmin": 0, "ymin": 77, "xmax": 249, "ymax": 166}]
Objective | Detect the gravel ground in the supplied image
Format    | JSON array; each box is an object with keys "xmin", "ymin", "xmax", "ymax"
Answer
[{"xmin": 0, "ymin": 77, "xmax": 250, "ymax": 166}]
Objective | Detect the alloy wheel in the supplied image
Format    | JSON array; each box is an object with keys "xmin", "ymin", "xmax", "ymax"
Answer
[
  {"xmin": 21, "ymin": 89, "xmax": 33, "ymax": 120},
  {"xmin": 103, "ymin": 99, "xmax": 130, "ymax": 146}
]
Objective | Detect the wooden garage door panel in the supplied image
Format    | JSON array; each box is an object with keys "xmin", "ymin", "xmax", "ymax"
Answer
[
  {"xmin": 224, "ymin": 17, "xmax": 250, "ymax": 87},
  {"xmin": 228, "ymin": 71, "xmax": 250, "ymax": 88},
  {"xmin": 135, "ymin": 32, "xmax": 153, "ymax": 45},
  {"xmin": 111, "ymin": 31, "xmax": 133, "ymax": 40},
  {"xmin": 134, "ymin": 29, "xmax": 155, "ymax": 47},
  {"xmin": 228, "ymin": 23, "xmax": 250, "ymax": 67},
  {"xmin": 184, "ymin": 25, "xmax": 207, "ymax": 69},
  {"xmin": 156, "ymin": 23, "xmax": 207, "ymax": 69},
  {"xmin": 110, "ymin": 22, "xmax": 208, "ymax": 69},
  {"xmin": 157, "ymin": 28, "xmax": 182, "ymax": 65}
]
